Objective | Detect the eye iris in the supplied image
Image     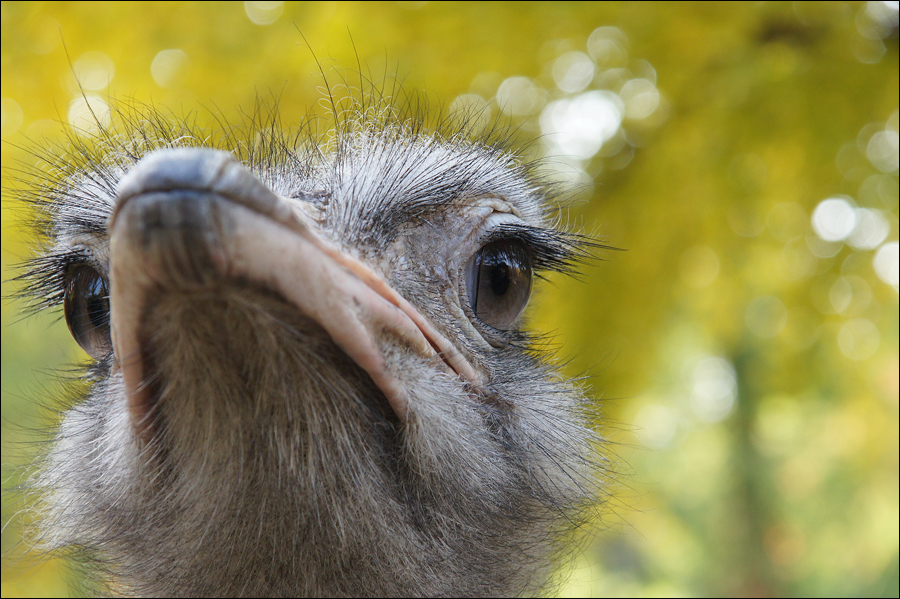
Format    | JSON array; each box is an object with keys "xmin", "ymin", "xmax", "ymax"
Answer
[
  {"xmin": 467, "ymin": 240, "xmax": 532, "ymax": 330},
  {"xmin": 64, "ymin": 265, "xmax": 112, "ymax": 359}
]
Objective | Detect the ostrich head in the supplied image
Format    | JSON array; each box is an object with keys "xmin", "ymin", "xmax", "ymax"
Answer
[{"xmin": 12, "ymin": 93, "xmax": 604, "ymax": 596}]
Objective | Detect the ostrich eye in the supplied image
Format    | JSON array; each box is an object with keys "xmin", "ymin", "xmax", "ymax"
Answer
[
  {"xmin": 466, "ymin": 240, "xmax": 532, "ymax": 330},
  {"xmin": 64, "ymin": 265, "xmax": 112, "ymax": 359}
]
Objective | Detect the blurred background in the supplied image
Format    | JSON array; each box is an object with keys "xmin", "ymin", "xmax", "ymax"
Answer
[{"xmin": 2, "ymin": 2, "xmax": 897, "ymax": 596}]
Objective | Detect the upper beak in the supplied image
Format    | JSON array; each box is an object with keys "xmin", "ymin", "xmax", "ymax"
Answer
[{"xmin": 108, "ymin": 148, "xmax": 480, "ymax": 439}]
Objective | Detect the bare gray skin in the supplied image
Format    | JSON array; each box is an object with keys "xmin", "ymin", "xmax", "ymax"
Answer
[{"xmin": 12, "ymin": 96, "xmax": 603, "ymax": 597}]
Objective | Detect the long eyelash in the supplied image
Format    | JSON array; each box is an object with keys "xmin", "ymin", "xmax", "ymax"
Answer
[
  {"xmin": 484, "ymin": 222, "xmax": 612, "ymax": 276},
  {"xmin": 12, "ymin": 250, "xmax": 92, "ymax": 315}
]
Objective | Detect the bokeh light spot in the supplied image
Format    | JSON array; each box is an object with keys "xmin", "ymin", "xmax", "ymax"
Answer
[
  {"xmin": 587, "ymin": 26, "xmax": 628, "ymax": 67},
  {"xmin": 857, "ymin": 0, "xmax": 900, "ymax": 39},
  {"xmin": 812, "ymin": 197, "xmax": 856, "ymax": 242},
  {"xmin": 245, "ymin": 1, "xmax": 284, "ymax": 25},
  {"xmin": 806, "ymin": 233, "xmax": 843, "ymax": 258},
  {"xmin": 778, "ymin": 240, "xmax": 817, "ymax": 281},
  {"xmin": 469, "ymin": 71, "xmax": 503, "ymax": 99},
  {"xmin": 858, "ymin": 173, "xmax": 899, "ymax": 208},
  {"xmin": 151, "ymin": 49, "xmax": 189, "ymax": 89},
  {"xmin": 873, "ymin": 241, "xmax": 899, "ymax": 290},
  {"xmin": 635, "ymin": 403, "xmax": 677, "ymax": 448},
  {"xmin": 552, "ymin": 51, "xmax": 595, "ymax": 94},
  {"xmin": 619, "ymin": 78, "xmax": 660, "ymax": 120},
  {"xmin": 690, "ymin": 357, "xmax": 738, "ymax": 422},
  {"xmin": 830, "ymin": 275, "xmax": 873, "ymax": 315},
  {"xmin": 847, "ymin": 208, "xmax": 890, "ymax": 250},
  {"xmin": 866, "ymin": 129, "xmax": 899, "ymax": 173},
  {"xmin": 838, "ymin": 318, "xmax": 880, "ymax": 361},
  {"xmin": 829, "ymin": 277, "xmax": 853, "ymax": 313},
  {"xmin": 540, "ymin": 91, "xmax": 623, "ymax": 159},
  {"xmin": 496, "ymin": 76, "xmax": 545, "ymax": 116},
  {"xmin": 1, "ymin": 97, "xmax": 24, "ymax": 137},
  {"xmin": 72, "ymin": 51, "xmax": 115, "ymax": 91},
  {"xmin": 67, "ymin": 96, "xmax": 110, "ymax": 137}
]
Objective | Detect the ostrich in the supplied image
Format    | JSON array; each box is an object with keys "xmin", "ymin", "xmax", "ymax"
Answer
[{"xmin": 10, "ymin": 90, "xmax": 604, "ymax": 596}]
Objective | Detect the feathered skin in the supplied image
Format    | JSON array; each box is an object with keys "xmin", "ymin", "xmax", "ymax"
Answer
[{"xmin": 8, "ymin": 89, "xmax": 607, "ymax": 597}]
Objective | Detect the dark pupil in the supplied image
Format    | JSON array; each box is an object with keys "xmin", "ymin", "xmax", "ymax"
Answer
[
  {"xmin": 489, "ymin": 263, "xmax": 510, "ymax": 296},
  {"xmin": 87, "ymin": 292, "xmax": 109, "ymax": 329}
]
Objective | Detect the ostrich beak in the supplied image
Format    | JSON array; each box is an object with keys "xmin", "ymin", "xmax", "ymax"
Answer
[{"xmin": 108, "ymin": 148, "xmax": 479, "ymax": 439}]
